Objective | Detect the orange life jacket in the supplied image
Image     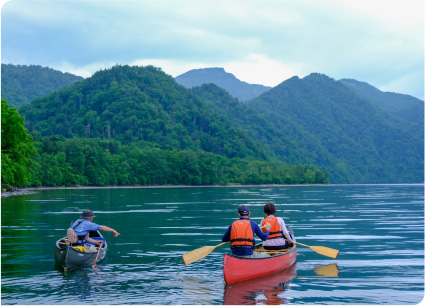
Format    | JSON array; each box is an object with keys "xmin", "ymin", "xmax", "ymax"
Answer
[
  {"xmin": 230, "ymin": 219, "xmax": 254, "ymax": 249},
  {"xmin": 261, "ymin": 216, "xmax": 283, "ymax": 239}
]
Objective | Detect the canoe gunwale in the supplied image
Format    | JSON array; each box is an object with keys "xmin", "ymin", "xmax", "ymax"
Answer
[{"xmin": 225, "ymin": 242, "xmax": 296, "ymax": 260}]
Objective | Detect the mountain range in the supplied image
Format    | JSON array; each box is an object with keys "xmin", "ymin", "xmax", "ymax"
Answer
[
  {"xmin": 247, "ymin": 73, "xmax": 423, "ymax": 182},
  {"xmin": 3, "ymin": 64, "xmax": 423, "ymax": 184},
  {"xmin": 1, "ymin": 64, "xmax": 83, "ymax": 109},
  {"xmin": 339, "ymin": 78, "xmax": 423, "ymax": 126}
]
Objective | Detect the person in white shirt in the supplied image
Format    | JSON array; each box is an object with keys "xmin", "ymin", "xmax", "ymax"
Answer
[{"xmin": 260, "ymin": 203, "xmax": 294, "ymax": 250}]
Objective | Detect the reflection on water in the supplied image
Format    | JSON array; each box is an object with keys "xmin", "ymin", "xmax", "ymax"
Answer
[
  {"xmin": 223, "ymin": 263, "xmax": 298, "ymax": 305},
  {"xmin": 1, "ymin": 185, "xmax": 423, "ymax": 304},
  {"xmin": 63, "ymin": 269, "xmax": 94, "ymax": 301},
  {"xmin": 313, "ymin": 263, "xmax": 339, "ymax": 277},
  {"xmin": 223, "ymin": 263, "xmax": 340, "ymax": 305}
]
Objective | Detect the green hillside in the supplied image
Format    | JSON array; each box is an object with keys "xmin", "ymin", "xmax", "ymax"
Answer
[
  {"xmin": 246, "ymin": 73, "xmax": 424, "ymax": 183},
  {"xmin": 339, "ymin": 78, "xmax": 424, "ymax": 126},
  {"xmin": 1, "ymin": 64, "xmax": 83, "ymax": 108},
  {"xmin": 190, "ymin": 83, "xmax": 326, "ymax": 166},
  {"xmin": 15, "ymin": 65, "xmax": 328, "ymax": 187},
  {"xmin": 20, "ymin": 65, "xmax": 267, "ymax": 160},
  {"xmin": 9, "ymin": 64, "xmax": 422, "ymax": 185}
]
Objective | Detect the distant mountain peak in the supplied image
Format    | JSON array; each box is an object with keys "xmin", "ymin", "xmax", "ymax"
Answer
[
  {"xmin": 175, "ymin": 67, "xmax": 271, "ymax": 102},
  {"xmin": 194, "ymin": 67, "xmax": 226, "ymax": 73}
]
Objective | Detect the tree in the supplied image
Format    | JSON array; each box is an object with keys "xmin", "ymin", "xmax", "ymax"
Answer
[{"xmin": 1, "ymin": 99, "xmax": 36, "ymax": 186}]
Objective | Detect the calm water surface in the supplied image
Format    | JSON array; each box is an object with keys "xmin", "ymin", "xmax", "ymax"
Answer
[{"xmin": 1, "ymin": 185, "xmax": 423, "ymax": 304}]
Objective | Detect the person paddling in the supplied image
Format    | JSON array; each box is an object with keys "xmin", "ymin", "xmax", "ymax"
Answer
[
  {"xmin": 67, "ymin": 209, "xmax": 120, "ymax": 252},
  {"xmin": 260, "ymin": 203, "xmax": 294, "ymax": 250},
  {"xmin": 222, "ymin": 205, "xmax": 271, "ymax": 258}
]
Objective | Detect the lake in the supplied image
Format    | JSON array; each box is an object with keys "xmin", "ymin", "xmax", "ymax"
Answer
[{"xmin": 1, "ymin": 184, "xmax": 423, "ymax": 304}]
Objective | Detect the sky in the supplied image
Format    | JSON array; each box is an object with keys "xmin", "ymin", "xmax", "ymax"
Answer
[{"xmin": 1, "ymin": 0, "xmax": 424, "ymax": 100}]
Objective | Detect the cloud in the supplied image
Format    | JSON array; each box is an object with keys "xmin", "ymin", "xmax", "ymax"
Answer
[
  {"xmin": 224, "ymin": 54, "xmax": 303, "ymax": 87},
  {"xmin": 1, "ymin": 0, "xmax": 423, "ymax": 99}
]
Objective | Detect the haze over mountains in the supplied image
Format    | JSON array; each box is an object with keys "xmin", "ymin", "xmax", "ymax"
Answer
[{"xmin": 2, "ymin": 63, "xmax": 423, "ymax": 184}]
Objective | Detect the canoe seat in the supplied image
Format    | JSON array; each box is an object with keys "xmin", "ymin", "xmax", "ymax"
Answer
[{"xmin": 253, "ymin": 246, "xmax": 292, "ymax": 256}]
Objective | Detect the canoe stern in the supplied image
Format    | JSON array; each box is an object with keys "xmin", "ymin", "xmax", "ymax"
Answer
[{"xmin": 223, "ymin": 247, "xmax": 297, "ymax": 284}]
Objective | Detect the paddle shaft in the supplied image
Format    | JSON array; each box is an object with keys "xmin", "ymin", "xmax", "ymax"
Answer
[
  {"xmin": 182, "ymin": 225, "xmax": 271, "ymax": 265},
  {"xmin": 291, "ymin": 241, "xmax": 310, "ymax": 248},
  {"xmin": 92, "ymin": 241, "xmax": 103, "ymax": 267},
  {"xmin": 286, "ymin": 239, "xmax": 339, "ymax": 258},
  {"xmin": 214, "ymin": 241, "xmax": 230, "ymax": 248}
]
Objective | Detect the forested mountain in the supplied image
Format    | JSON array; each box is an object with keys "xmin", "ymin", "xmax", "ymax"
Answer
[
  {"xmin": 191, "ymin": 83, "xmax": 321, "ymax": 166},
  {"xmin": 339, "ymin": 78, "xmax": 424, "ymax": 126},
  {"xmin": 15, "ymin": 65, "xmax": 328, "ymax": 187},
  {"xmin": 1, "ymin": 64, "xmax": 83, "ymax": 108},
  {"xmin": 175, "ymin": 67, "xmax": 271, "ymax": 101},
  {"xmin": 20, "ymin": 65, "xmax": 269, "ymax": 160},
  {"xmin": 246, "ymin": 73, "xmax": 424, "ymax": 183},
  {"xmin": 12, "ymin": 65, "xmax": 423, "ymax": 185}
]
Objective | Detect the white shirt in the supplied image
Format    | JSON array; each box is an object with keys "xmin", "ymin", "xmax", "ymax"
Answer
[{"xmin": 261, "ymin": 215, "xmax": 293, "ymax": 247}]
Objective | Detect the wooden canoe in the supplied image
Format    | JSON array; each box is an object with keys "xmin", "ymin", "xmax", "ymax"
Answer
[
  {"xmin": 54, "ymin": 230, "xmax": 107, "ymax": 270},
  {"xmin": 223, "ymin": 241, "xmax": 297, "ymax": 284}
]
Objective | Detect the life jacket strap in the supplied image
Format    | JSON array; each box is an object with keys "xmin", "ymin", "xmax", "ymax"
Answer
[
  {"xmin": 230, "ymin": 238, "xmax": 255, "ymax": 248},
  {"xmin": 71, "ymin": 219, "xmax": 85, "ymax": 229},
  {"xmin": 68, "ymin": 219, "xmax": 87, "ymax": 245},
  {"xmin": 230, "ymin": 238, "xmax": 255, "ymax": 243},
  {"xmin": 269, "ymin": 230, "xmax": 284, "ymax": 237}
]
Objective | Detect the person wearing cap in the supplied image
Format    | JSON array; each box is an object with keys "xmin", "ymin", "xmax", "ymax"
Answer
[
  {"xmin": 221, "ymin": 204, "xmax": 272, "ymax": 258},
  {"xmin": 67, "ymin": 209, "xmax": 120, "ymax": 252},
  {"xmin": 261, "ymin": 203, "xmax": 294, "ymax": 250}
]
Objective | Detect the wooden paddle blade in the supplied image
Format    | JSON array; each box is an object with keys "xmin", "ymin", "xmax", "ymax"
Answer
[
  {"xmin": 182, "ymin": 246, "xmax": 216, "ymax": 265},
  {"xmin": 309, "ymin": 245, "xmax": 339, "ymax": 259},
  {"xmin": 182, "ymin": 241, "xmax": 229, "ymax": 265}
]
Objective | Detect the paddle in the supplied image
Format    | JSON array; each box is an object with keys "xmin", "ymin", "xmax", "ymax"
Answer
[
  {"xmin": 290, "ymin": 240, "xmax": 339, "ymax": 258},
  {"xmin": 92, "ymin": 241, "xmax": 103, "ymax": 267},
  {"xmin": 182, "ymin": 225, "xmax": 270, "ymax": 265},
  {"xmin": 182, "ymin": 241, "xmax": 229, "ymax": 265}
]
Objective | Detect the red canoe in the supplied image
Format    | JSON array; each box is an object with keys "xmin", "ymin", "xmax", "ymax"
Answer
[
  {"xmin": 223, "ymin": 262, "xmax": 298, "ymax": 305},
  {"xmin": 223, "ymin": 244, "xmax": 297, "ymax": 284}
]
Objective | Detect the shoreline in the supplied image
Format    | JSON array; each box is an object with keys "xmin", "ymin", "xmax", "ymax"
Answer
[
  {"xmin": 1, "ymin": 188, "xmax": 38, "ymax": 198},
  {"xmin": 2, "ymin": 183, "xmax": 422, "ymax": 198},
  {"xmin": 1, "ymin": 184, "xmax": 309, "ymax": 198}
]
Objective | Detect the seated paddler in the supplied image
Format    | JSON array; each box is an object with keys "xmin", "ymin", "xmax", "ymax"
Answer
[
  {"xmin": 67, "ymin": 209, "xmax": 120, "ymax": 252},
  {"xmin": 222, "ymin": 204, "xmax": 272, "ymax": 258},
  {"xmin": 261, "ymin": 203, "xmax": 294, "ymax": 250}
]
